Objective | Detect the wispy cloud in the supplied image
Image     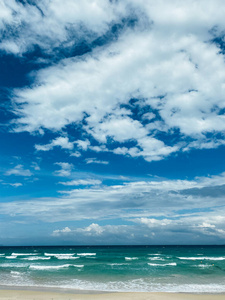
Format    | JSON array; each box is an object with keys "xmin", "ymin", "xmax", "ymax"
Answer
[
  {"xmin": 59, "ymin": 179, "xmax": 102, "ymax": 186},
  {"xmin": 85, "ymin": 158, "xmax": 109, "ymax": 165},
  {"xmin": 2, "ymin": 173, "xmax": 225, "ymax": 223},
  {"xmin": 5, "ymin": 165, "xmax": 32, "ymax": 177},
  {"xmin": 1, "ymin": 182, "xmax": 23, "ymax": 188}
]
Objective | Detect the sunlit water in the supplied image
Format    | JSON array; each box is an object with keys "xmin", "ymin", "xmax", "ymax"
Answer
[{"xmin": 1, "ymin": 245, "xmax": 225, "ymax": 293}]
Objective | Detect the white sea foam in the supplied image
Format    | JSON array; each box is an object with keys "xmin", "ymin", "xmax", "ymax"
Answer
[
  {"xmin": 77, "ymin": 253, "xmax": 96, "ymax": 256},
  {"xmin": 148, "ymin": 263, "xmax": 177, "ymax": 266},
  {"xmin": 125, "ymin": 257, "xmax": 138, "ymax": 261},
  {"xmin": 55, "ymin": 255, "xmax": 79, "ymax": 260},
  {"xmin": 44, "ymin": 253, "xmax": 75, "ymax": 257},
  {"xmin": 0, "ymin": 254, "xmax": 5, "ymax": 256},
  {"xmin": 109, "ymin": 263, "xmax": 129, "ymax": 266},
  {"xmin": 194, "ymin": 264, "xmax": 212, "ymax": 268},
  {"xmin": 6, "ymin": 256, "xmax": 17, "ymax": 259},
  {"xmin": 22, "ymin": 256, "xmax": 51, "ymax": 260},
  {"xmin": 60, "ymin": 278, "xmax": 225, "ymax": 293},
  {"xmin": 10, "ymin": 271, "xmax": 21, "ymax": 275},
  {"xmin": 1, "ymin": 279, "xmax": 225, "ymax": 293},
  {"xmin": 178, "ymin": 256, "xmax": 225, "ymax": 260},
  {"xmin": 148, "ymin": 257, "xmax": 165, "ymax": 261},
  {"xmin": 1, "ymin": 263, "xmax": 29, "ymax": 268},
  {"xmin": 12, "ymin": 253, "xmax": 37, "ymax": 256},
  {"xmin": 29, "ymin": 264, "xmax": 71, "ymax": 270},
  {"xmin": 29, "ymin": 264, "xmax": 82, "ymax": 270}
]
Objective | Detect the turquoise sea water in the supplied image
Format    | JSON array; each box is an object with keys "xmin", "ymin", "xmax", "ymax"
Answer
[{"xmin": 0, "ymin": 245, "xmax": 225, "ymax": 293}]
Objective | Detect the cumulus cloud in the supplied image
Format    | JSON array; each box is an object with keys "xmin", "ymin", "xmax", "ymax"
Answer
[
  {"xmin": 54, "ymin": 162, "xmax": 73, "ymax": 177},
  {"xmin": 75, "ymin": 140, "xmax": 91, "ymax": 151},
  {"xmin": 51, "ymin": 214, "xmax": 225, "ymax": 244},
  {"xmin": 8, "ymin": 0, "xmax": 225, "ymax": 162},
  {"xmin": 0, "ymin": 0, "xmax": 128, "ymax": 55},
  {"xmin": 5, "ymin": 165, "xmax": 32, "ymax": 177},
  {"xmin": 35, "ymin": 137, "xmax": 74, "ymax": 151},
  {"xmin": 70, "ymin": 151, "xmax": 81, "ymax": 157}
]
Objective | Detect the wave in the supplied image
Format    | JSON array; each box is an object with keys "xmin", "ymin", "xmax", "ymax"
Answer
[
  {"xmin": 194, "ymin": 264, "xmax": 212, "ymax": 268},
  {"xmin": 125, "ymin": 257, "xmax": 138, "ymax": 261},
  {"xmin": 109, "ymin": 263, "xmax": 129, "ymax": 266},
  {"xmin": 5, "ymin": 256, "xmax": 17, "ymax": 259},
  {"xmin": 148, "ymin": 263, "xmax": 177, "ymax": 266},
  {"xmin": 61, "ymin": 281, "xmax": 225, "ymax": 293},
  {"xmin": 10, "ymin": 271, "xmax": 21, "ymax": 275},
  {"xmin": 77, "ymin": 253, "xmax": 96, "ymax": 256},
  {"xmin": 29, "ymin": 264, "xmax": 83, "ymax": 270},
  {"xmin": 44, "ymin": 253, "xmax": 76, "ymax": 256},
  {"xmin": 0, "ymin": 263, "xmax": 29, "ymax": 268},
  {"xmin": 22, "ymin": 256, "xmax": 51, "ymax": 260},
  {"xmin": 0, "ymin": 254, "xmax": 5, "ymax": 256},
  {"xmin": 12, "ymin": 253, "xmax": 38, "ymax": 256},
  {"xmin": 10, "ymin": 271, "xmax": 21, "ymax": 277},
  {"xmin": 178, "ymin": 256, "xmax": 225, "ymax": 261},
  {"xmin": 148, "ymin": 257, "xmax": 165, "ymax": 261},
  {"xmin": 54, "ymin": 255, "xmax": 78, "ymax": 259}
]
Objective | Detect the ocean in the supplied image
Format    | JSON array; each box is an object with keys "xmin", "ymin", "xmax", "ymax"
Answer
[{"xmin": 0, "ymin": 245, "xmax": 225, "ymax": 293}]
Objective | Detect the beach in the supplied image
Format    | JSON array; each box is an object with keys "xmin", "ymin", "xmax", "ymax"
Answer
[{"xmin": 1, "ymin": 290, "xmax": 225, "ymax": 300}]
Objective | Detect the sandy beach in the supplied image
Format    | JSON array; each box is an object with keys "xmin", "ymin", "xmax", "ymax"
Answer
[{"xmin": 0, "ymin": 290, "xmax": 225, "ymax": 300}]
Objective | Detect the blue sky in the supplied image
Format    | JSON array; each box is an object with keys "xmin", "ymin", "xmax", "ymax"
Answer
[{"xmin": 1, "ymin": 0, "xmax": 225, "ymax": 246}]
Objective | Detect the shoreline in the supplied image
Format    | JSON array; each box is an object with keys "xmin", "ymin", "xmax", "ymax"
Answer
[
  {"xmin": 1, "ymin": 289, "xmax": 225, "ymax": 300},
  {"xmin": 1, "ymin": 284, "xmax": 225, "ymax": 294}
]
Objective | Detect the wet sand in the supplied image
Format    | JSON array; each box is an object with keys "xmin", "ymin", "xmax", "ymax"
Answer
[{"xmin": 0, "ymin": 289, "xmax": 225, "ymax": 300}]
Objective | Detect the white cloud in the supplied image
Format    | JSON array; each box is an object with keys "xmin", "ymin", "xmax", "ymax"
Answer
[
  {"xmin": 31, "ymin": 162, "xmax": 40, "ymax": 170},
  {"xmin": 51, "ymin": 213, "xmax": 225, "ymax": 244},
  {"xmin": 6, "ymin": 0, "xmax": 225, "ymax": 162},
  {"xmin": 59, "ymin": 179, "xmax": 102, "ymax": 186},
  {"xmin": 1, "ymin": 172, "xmax": 225, "ymax": 224},
  {"xmin": 35, "ymin": 136, "xmax": 74, "ymax": 151},
  {"xmin": 54, "ymin": 162, "xmax": 73, "ymax": 177},
  {"xmin": 53, "ymin": 227, "xmax": 71, "ymax": 235},
  {"xmin": 9, "ymin": 183, "xmax": 23, "ymax": 187},
  {"xmin": 1, "ymin": 182, "xmax": 23, "ymax": 187},
  {"xmin": 5, "ymin": 165, "xmax": 32, "ymax": 177},
  {"xmin": 70, "ymin": 151, "xmax": 81, "ymax": 157},
  {"xmin": 0, "ymin": 0, "xmax": 127, "ymax": 55},
  {"xmin": 85, "ymin": 158, "xmax": 109, "ymax": 165},
  {"xmin": 76, "ymin": 139, "xmax": 90, "ymax": 151}
]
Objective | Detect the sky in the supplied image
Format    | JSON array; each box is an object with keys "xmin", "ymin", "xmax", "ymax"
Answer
[{"xmin": 1, "ymin": 0, "xmax": 225, "ymax": 246}]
